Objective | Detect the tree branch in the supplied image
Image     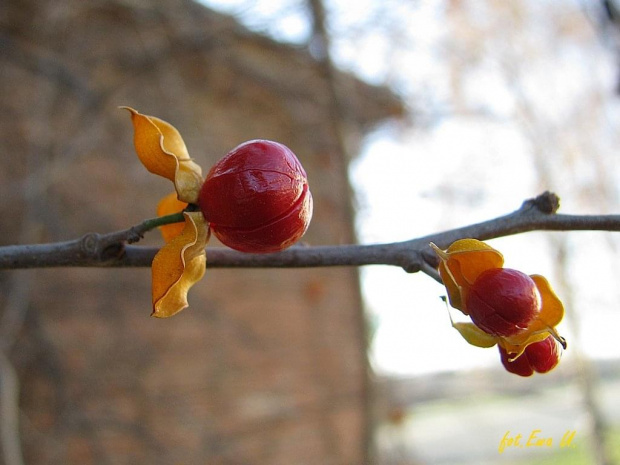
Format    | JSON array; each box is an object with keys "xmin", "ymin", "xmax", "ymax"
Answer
[{"xmin": 1, "ymin": 192, "xmax": 619, "ymax": 277}]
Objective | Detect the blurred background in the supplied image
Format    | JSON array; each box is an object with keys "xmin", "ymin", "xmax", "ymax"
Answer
[{"xmin": 1, "ymin": 0, "xmax": 620, "ymax": 464}]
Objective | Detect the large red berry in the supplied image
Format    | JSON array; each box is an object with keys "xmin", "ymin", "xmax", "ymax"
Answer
[
  {"xmin": 466, "ymin": 268, "xmax": 541, "ymax": 337},
  {"xmin": 499, "ymin": 336, "xmax": 560, "ymax": 376},
  {"xmin": 198, "ymin": 140, "xmax": 313, "ymax": 253}
]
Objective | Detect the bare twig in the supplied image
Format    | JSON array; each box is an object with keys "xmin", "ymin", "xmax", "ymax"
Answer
[{"xmin": 0, "ymin": 192, "xmax": 619, "ymax": 276}]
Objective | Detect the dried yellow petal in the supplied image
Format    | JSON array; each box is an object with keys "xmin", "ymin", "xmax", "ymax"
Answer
[
  {"xmin": 499, "ymin": 331, "xmax": 550, "ymax": 359},
  {"xmin": 530, "ymin": 274, "xmax": 565, "ymax": 329},
  {"xmin": 444, "ymin": 239, "xmax": 504, "ymax": 287},
  {"xmin": 122, "ymin": 107, "xmax": 203, "ymax": 203},
  {"xmin": 431, "ymin": 239, "xmax": 504, "ymax": 313},
  {"xmin": 151, "ymin": 212, "xmax": 208, "ymax": 318},
  {"xmin": 157, "ymin": 192, "xmax": 188, "ymax": 242},
  {"xmin": 452, "ymin": 322, "xmax": 498, "ymax": 348}
]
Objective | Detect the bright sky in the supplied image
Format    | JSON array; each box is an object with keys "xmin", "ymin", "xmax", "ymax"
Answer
[{"xmin": 201, "ymin": 0, "xmax": 620, "ymax": 375}]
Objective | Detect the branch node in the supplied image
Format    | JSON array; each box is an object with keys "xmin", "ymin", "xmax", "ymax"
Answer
[
  {"xmin": 419, "ymin": 252, "xmax": 442, "ymax": 283},
  {"xmin": 80, "ymin": 233, "xmax": 101, "ymax": 257},
  {"xmin": 401, "ymin": 261, "xmax": 420, "ymax": 274},
  {"xmin": 126, "ymin": 227, "xmax": 144, "ymax": 244},
  {"xmin": 522, "ymin": 191, "xmax": 560, "ymax": 214}
]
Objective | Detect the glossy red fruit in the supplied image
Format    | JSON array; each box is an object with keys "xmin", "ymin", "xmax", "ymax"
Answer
[
  {"xmin": 499, "ymin": 336, "xmax": 560, "ymax": 376},
  {"xmin": 198, "ymin": 140, "xmax": 313, "ymax": 253},
  {"xmin": 466, "ymin": 268, "xmax": 541, "ymax": 337}
]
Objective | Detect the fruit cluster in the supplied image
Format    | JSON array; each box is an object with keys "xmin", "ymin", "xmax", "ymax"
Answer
[
  {"xmin": 432, "ymin": 239, "xmax": 566, "ymax": 377},
  {"xmin": 124, "ymin": 107, "xmax": 312, "ymax": 317}
]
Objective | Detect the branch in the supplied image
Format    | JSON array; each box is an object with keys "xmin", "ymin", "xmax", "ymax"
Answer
[{"xmin": 1, "ymin": 193, "xmax": 619, "ymax": 279}]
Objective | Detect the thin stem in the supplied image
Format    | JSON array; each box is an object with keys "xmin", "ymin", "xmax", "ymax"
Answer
[{"xmin": 139, "ymin": 212, "xmax": 186, "ymax": 234}]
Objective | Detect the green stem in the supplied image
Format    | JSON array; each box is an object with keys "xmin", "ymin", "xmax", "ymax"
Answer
[{"xmin": 139, "ymin": 212, "xmax": 186, "ymax": 233}]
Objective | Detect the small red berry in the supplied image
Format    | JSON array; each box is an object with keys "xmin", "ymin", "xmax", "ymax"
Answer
[
  {"xmin": 466, "ymin": 268, "xmax": 541, "ymax": 337},
  {"xmin": 499, "ymin": 336, "xmax": 560, "ymax": 376},
  {"xmin": 198, "ymin": 140, "xmax": 313, "ymax": 253}
]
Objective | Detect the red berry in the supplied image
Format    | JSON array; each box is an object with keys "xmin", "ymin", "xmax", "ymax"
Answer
[
  {"xmin": 466, "ymin": 268, "xmax": 541, "ymax": 337},
  {"xmin": 499, "ymin": 336, "xmax": 560, "ymax": 376},
  {"xmin": 525, "ymin": 336, "xmax": 561, "ymax": 373},
  {"xmin": 198, "ymin": 140, "xmax": 313, "ymax": 253},
  {"xmin": 499, "ymin": 345, "xmax": 535, "ymax": 376}
]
